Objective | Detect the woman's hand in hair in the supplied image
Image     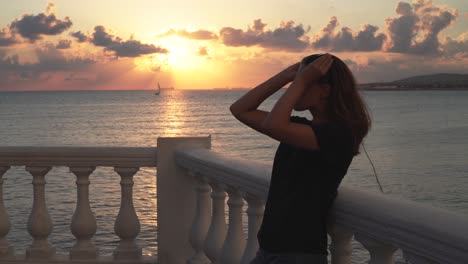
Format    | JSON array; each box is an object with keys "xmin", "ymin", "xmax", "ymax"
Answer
[
  {"xmin": 278, "ymin": 62, "xmax": 301, "ymax": 83},
  {"xmin": 294, "ymin": 53, "xmax": 333, "ymax": 86}
]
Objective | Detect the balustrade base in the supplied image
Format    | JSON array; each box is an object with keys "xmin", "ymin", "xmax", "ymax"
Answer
[
  {"xmin": 69, "ymin": 247, "xmax": 98, "ymax": 260},
  {"xmin": 0, "ymin": 254, "xmax": 157, "ymax": 264},
  {"xmin": 25, "ymin": 246, "xmax": 56, "ymax": 260},
  {"xmin": 187, "ymin": 253, "xmax": 210, "ymax": 264},
  {"xmin": 113, "ymin": 243, "xmax": 143, "ymax": 260},
  {"xmin": 0, "ymin": 246, "xmax": 15, "ymax": 259}
]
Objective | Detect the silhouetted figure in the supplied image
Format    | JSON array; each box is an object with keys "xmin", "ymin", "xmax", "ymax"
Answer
[{"xmin": 230, "ymin": 53, "xmax": 371, "ymax": 263}]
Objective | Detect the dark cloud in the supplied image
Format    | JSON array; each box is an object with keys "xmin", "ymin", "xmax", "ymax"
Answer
[
  {"xmin": 0, "ymin": 45, "xmax": 96, "ymax": 89},
  {"xmin": 107, "ymin": 40, "xmax": 168, "ymax": 57},
  {"xmin": 309, "ymin": 1, "xmax": 459, "ymax": 55},
  {"xmin": 384, "ymin": 1, "xmax": 458, "ymax": 54},
  {"xmin": 70, "ymin": 31, "xmax": 89, "ymax": 43},
  {"xmin": 0, "ymin": 45, "xmax": 95, "ymax": 76},
  {"xmin": 0, "ymin": 28, "xmax": 20, "ymax": 47},
  {"xmin": 9, "ymin": 11, "xmax": 72, "ymax": 42},
  {"xmin": 92, "ymin": 26, "xmax": 116, "ymax": 47},
  {"xmin": 384, "ymin": 2, "xmax": 418, "ymax": 53},
  {"xmin": 311, "ymin": 17, "xmax": 386, "ymax": 51},
  {"xmin": 220, "ymin": 27, "xmax": 261, "ymax": 47},
  {"xmin": 354, "ymin": 25, "xmax": 388, "ymax": 51},
  {"xmin": 443, "ymin": 34, "xmax": 468, "ymax": 58},
  {"xmin": 64, "ymin": 73, "xmax": 91, "ymax": 82},
  {"xmin": 219, "ymin": 19, "xmax": 310, "ymax": 52},
  {"xmin": 56, "ymin": 39, "xmax": 72, "ymax": 49},
  {"xmin": 34, "ymin": 44, "xmax": 95, "ymax": 71},
  {"xmin": 159, "ymin": 29, "xmax": 218, "ymax": 40},
  {"xmin": 91, "ymin": 26, "xmax": 168, "ymax": 57}
]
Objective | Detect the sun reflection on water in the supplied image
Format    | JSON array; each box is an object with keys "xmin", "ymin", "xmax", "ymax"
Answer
[{"xmin": 156, "ymin": 90, "xmax": 187, "ymax": 137}]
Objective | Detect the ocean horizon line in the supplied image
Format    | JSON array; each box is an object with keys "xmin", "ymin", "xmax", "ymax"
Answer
[{"xmin": 0, "ymin": 88, "xmax": 258, "ymax": 93}]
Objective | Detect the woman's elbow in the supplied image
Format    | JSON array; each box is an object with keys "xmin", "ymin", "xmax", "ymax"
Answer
[{"xmin": 229, "ymin": 104, "xmax": 240, "ymax": 117}]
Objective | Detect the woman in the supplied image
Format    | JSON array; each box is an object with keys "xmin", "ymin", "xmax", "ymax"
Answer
[{"xmin": 230, "ymin": 53, "xmax": 371, "ymax": 263}]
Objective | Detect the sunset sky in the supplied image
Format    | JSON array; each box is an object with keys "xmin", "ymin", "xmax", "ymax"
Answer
[{"xmin": 0, "ymin": 0, "xmax": 467, "ymax": 91}]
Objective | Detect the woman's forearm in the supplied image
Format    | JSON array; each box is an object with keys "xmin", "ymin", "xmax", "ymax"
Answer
[
  {"xmin": 263, "ymin": 80, "xmax": 306, "ymax": 129},
  {"xmin": 229, "ymin": 72, "xmax": 291, "ymax": 117}
]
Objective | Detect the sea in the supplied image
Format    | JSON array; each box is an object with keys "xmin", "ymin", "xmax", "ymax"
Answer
[{"xmin": 0, "ymin": 89, "xmax": 467, "ymax": 262}]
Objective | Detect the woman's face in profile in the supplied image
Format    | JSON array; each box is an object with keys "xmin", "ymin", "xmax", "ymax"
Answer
[
  {"xmin": 293, "ymin": 54, "xmax": 331, "ymax": 111},
  {"xmin": 293, "ymin": 82, "xmax": 327, "ymax": 111}
]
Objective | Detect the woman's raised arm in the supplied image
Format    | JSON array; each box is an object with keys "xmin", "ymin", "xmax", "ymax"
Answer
[{"xmin": 229, "ymin": 63, "xmax": 299, "ymax": 134}]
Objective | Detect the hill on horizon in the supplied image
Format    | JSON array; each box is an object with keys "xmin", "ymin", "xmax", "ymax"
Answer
[
  {"xmin": 361, "ymin": 73, "xmax": 468, "ymax": 89},
  {"xmin": 390, "ymin": 73, "xmax": 468, "ymax": 85}
]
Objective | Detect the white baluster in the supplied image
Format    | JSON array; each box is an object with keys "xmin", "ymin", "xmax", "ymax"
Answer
[
  {"xmin": 241, "ymin": 193, "xmax": 264, "ymax": 264},
  {"xmin": 69, "ymin": 166, "xmax": 98, "ymax": 259},
  {"xmin": 0, "ymin": 166, "xmax": 13, "ymax": 259},
  {"xmin": 25, "ymin": 166, "xmax": 55, "ymax": 259},
  {"xmin": 220, "ymin": 187, "xmax": 245, "ymax": 264},
  {"xmin": 204, "ymin": 182, "xmax": 227, "ymax": 264},
  {"xmin": 328, "ymin": 223, "xmax": 353, "ymax": 264},
  {"xmin": 402, "ymin": 250, "xmax": 439, "ymax": 264},
  {"xmin": 113, "ymin": 167, "xmax": 142, "ymax": 260},
  {"xmin": 355, "ymin": 233, "xmax": 397, "ymax": 264},
  {"xmin": 188, "ymin": 172, "xmax": 211, "ymax": 264}
]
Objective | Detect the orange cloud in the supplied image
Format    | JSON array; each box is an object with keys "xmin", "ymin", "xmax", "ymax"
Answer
[
  {"xmin": 196, "ymin": 46, "xmax": 209, "ymax": 56},
  {"xmin": 0, "ymin": 27, "xmax": 20, "ymax": 47},
  {"xmin": 158, "ymin": 29, "xmax": 218, "ymax": 40}
]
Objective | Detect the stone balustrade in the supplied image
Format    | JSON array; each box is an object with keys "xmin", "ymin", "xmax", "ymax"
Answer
[
  {"xmin": 0, "ymin": 146, "xmax": 157, "ymax": 264},
  {"xmin": 1, "ymin": 136, "xmax": 468, "ymax": 264},
  {"xmin": 157, "ymin": 136, "xmax": 468, "ymax": 264}
]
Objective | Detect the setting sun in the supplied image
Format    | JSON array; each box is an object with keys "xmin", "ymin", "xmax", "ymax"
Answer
[
  {"xmin": 159, "ymin": 36, "xmax": 201, "ymax": 70},
  {"xmin": 134, "ymin": 33, "xmax": 218, "ymax": 88}
]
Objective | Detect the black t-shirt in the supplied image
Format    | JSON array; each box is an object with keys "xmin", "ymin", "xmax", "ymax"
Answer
[{"xmin": 257, "ymin": 116, "xmax": 354, "ymax": 255}]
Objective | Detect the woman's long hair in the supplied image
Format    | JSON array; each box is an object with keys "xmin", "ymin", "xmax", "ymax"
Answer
[{"xmin": 323, "ymin": 55, "xmax": 371, "ymax": 155}]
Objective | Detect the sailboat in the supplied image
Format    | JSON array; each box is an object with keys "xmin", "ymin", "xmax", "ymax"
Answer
[{"xmin": 155, "ymin": 82, "xmax": 161, "ymax": 95}]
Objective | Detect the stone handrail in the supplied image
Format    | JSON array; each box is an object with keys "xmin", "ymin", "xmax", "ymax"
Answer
[
  {"xmin": 175, "ymin": 147, "xmax": 270, "ymax": 201},
  {"xmin": 161, "ymin": 140, "xmax": 468, "ymax": 264},
  {"xmin": 0, "ymin": 146, "xmax": 157, "ymax": 264},
  {"xmin": 332, "ymin": 187, "xmax": 468, "ymax": 264},
  {"xmin": 0, "ymin": 146, "xmax": 157, "ymax": 167}
]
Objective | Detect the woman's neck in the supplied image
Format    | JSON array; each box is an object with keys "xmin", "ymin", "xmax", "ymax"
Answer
[{"xmin": 309, "ymin": 107, "xmax": 330, "ymax": 124}]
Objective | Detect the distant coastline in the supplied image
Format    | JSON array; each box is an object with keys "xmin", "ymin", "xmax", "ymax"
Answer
[
  {"xmin": 219, "ymin": 73, "xmax": 468, "ymax": 91},
  {"xmin": 360, "ymin": 86, "xmax": 468, "ymax": 91},
  {"xmin": 360, "ymin": 73, "xmax": 468, "ymax": 91}
]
